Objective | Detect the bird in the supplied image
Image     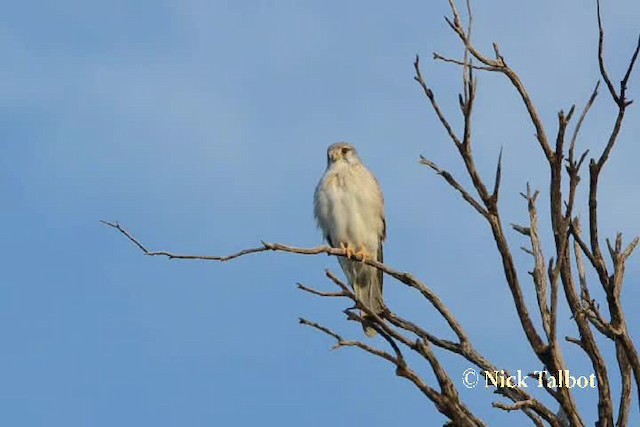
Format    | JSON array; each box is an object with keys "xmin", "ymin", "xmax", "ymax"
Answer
[{"xmin": 314, "ymin": 142, "xmax": 386, "ymax": 337}]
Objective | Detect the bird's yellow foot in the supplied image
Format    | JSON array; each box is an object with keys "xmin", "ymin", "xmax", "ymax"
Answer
[
  {"xmin": 340, "ymin": 242, "xmax": 355, "ymax": 259},
  {"xmin": 354, "ymin": 245, "xmax": 373, "ymax": 263}
]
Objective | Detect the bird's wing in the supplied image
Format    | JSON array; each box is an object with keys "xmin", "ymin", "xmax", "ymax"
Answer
[
  {"xmin": 373, "ymin": 171, "xmax": 386, "ymax": 293},
  {"xmin": 325, "ymin": 234, "xmax": 335, "ymax": 248},
  {"xmin": 377, "ymin": 216, "xmax": 385, "ymax": 289},
  {"xmin": 313, "ymin": 175, "xmax": 333, "ymax": 246}
]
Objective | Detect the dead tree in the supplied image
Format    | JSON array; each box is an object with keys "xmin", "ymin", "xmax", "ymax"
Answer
[{"xmin": 103, "ymin": 1, "xmax": 640, "ymax": 425}]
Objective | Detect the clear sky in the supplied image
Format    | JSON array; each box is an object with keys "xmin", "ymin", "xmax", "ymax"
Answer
[{"xmin": 1, "ymin": 1, "xmax": 639, "ymax": 426}]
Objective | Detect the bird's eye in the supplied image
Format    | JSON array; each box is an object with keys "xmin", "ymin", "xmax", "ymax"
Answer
[{"xmin": 341, "ymin": 147, "xmax": 349, "ymax": 155}]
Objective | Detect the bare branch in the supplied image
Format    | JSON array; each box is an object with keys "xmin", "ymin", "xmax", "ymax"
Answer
[
  {"xmin": 568, "ymin": 82, "xmax": 600, "ymax": 160},
  {"xmin": 572, "ymin": 220, "xmax": 591, "ymax": 301},
  {"xmin": 620, "ymin": 34, "xmax": 640, "ymax": 102},
  {"xmin": 414, "ymin": 56, "xmax": 463, "ymax": 148},
  {"xmin": 101, "ymin": 220, "xmax": 278, "ymax": 262},
  {"xmin": 419, "ymin": 156, "xmax": 488, "ymax": 218},
  {"xmin": 491, "ymin": 147, "xmax": 503, "ymax": 202},
  {"xmin": 493, "ymin": 399, "xmax": 534, "ymax": 412},
  {"xmin": 565, "ymin": 336, "xmax": 584, "ymax": 349},
  {"xmin": 570, "ymin": 220, "xmax": 601, "ymax": 273},
  {"xmin": 518, "ymin": 185, "xmax": 552, "ymax": 341},
  {"xmin": 597, "ymin": 0, "xmax": 640, "ymax": 107},
  {"xmin": 297, "ymin": 283, "xmax": 347, "ymax": 298},
  {"xmin": 299, "ymin": 318, "xmax": 399, "ymax": 364},
  {"xmin": 596, "ymin": 0, "xmax": 619, "ymax": 103},
  {"xmin": 616, "ymin": 342, "xmax": 632, "ymax": 426},
  {"xmin": 621, "ymin": 237, "xmax": 640, "ymax": 263},
  {"xmin": 433, "ymin": 53, "xmax": 499, "ymax": 71}
]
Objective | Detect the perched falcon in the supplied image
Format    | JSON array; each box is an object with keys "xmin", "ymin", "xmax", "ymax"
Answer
[{"xmin": 314, "ymin": 142, "xmax": 386, "ymax": 337}]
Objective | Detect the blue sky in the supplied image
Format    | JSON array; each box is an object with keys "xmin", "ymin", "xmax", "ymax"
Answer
[{"xmin": 1, "ymin": 1, "xmax": 639, "ymax": 425}]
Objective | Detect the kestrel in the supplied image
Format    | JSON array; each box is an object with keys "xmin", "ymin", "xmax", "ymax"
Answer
[{"xmin": 314, "ymin": 142, "xmax": 386, "ymax": 337}]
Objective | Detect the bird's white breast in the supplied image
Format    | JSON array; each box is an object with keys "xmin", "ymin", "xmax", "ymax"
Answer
[{"xmin": 315, "ymin": 162, "xmax": 383, "ymax": 251}]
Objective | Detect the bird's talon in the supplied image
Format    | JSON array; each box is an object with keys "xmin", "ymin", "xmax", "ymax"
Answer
[
  {"xmin": 340, "ymin": 242, "xmax": 356, "ymax": 259},
  {"xmin": 355, "ymin": 246, "xmax": 372, "ymax": 263}
]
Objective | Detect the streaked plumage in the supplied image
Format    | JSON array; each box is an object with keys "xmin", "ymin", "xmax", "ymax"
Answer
[{"xmin": 314, "ymin": 142, "xmax": 386, "ymax": 337}]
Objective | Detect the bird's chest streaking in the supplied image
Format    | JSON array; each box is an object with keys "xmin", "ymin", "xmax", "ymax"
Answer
[{"xmin": 315, "ymin": 164, "xmax": 381, "ymax": 251}]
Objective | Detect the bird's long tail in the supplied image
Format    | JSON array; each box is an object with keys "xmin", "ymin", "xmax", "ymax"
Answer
[{"xmin": 355, "ymin": 267, "xmax": 384, "ymax": 337}]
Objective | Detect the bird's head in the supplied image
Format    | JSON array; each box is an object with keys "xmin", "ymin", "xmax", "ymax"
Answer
[{"xmin": 327, "ymin": 142, "xmax": 359, "ymax": 166}]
